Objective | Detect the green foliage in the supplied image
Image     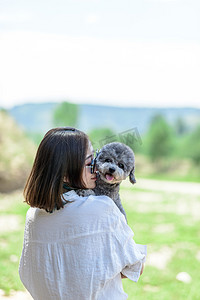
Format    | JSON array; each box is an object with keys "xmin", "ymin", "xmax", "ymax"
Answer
[
  {"xmin": 53, "ymin": 101, "xmax": 79, "ymax": 127},
  {"xmin": 170, "ymin": 124, "xmax": 200, "ymax": 167},
  {"xmin": 0, "ymin": 191, "xmax": 29, "ymax": 295},
  {"xmin": 87, "ymin": 127, "xmax": 117, "ymax": 150},
  {"xmin": 145, "ymin": 115, "xmax": 175, "ymax": 161},
  {"xmin": 0, "ymin": 108, "xmax": 8, "ymax": 114},
  {"xmin": 174, "ymin": 117, "xmax": 189, "ymax": 136},
  {"xmin": 26, "ymin": 132, "xmax": 43, "ymax": 146},
  {"xmin": 0, "ymin": 111, "xmax": 36, "ymax": 192},
  {"xmin": 119, "ymin": 128, "xmax": 143, "ymax": 153},
  {"xmin": 185, "ymin": 126, "xmax": 200, "ymax": 165},
  {"xmin": 88, "ymin": 127, "xmax": 142, "ymax": 153}
]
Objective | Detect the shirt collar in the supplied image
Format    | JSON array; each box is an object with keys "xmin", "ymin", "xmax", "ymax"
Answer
[{"xmin": 62, "ymin": 190, "xmax": 79, "ymax": 202}]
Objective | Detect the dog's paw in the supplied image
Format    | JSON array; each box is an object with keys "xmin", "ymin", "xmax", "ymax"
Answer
[{"xmin": 76, "ymin": 189, "xmax": 95, "ymax": 197}]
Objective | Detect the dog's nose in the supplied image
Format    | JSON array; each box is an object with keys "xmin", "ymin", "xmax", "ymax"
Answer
[{"xmin": 109, "ymin": 167, "xmax": 115, "ymax": 173}]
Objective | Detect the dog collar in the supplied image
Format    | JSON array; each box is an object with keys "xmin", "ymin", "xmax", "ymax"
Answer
[{"xmin": 63, "ymin": 183, "xmax": 79, "ymax": 191}]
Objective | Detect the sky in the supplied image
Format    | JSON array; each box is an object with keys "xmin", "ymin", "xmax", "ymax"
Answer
[{"xmin": 0, "ymin": 0, "xmax": 199, "ymax": 108}]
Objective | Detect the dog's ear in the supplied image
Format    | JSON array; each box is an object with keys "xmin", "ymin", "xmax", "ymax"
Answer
[{"xmin": 129, "ymin": 168, "xmax": 136, "ymax": 184}]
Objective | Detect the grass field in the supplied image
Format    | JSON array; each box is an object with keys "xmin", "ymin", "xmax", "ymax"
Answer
[{"xmin": 0, "ymin": 179, "xmax": 200, "ymax": 299}]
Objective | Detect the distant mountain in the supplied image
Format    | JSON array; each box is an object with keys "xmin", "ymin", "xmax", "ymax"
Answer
[
  {"xmin": 9, "ymin": 102, "xmax": 200, "ymax": 136},
  {"xmin": 9, "ymin": 102, "xmax": 57, "ymax": 134}
]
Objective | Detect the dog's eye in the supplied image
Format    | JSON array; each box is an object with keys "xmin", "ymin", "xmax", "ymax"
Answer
[
  {"xmin": 118, "ymin": 163, "xmax": 124, "ymax": 169},
  {"xmin": 105, "ymin": 158, "xmax": 112, "ymax": 163}
]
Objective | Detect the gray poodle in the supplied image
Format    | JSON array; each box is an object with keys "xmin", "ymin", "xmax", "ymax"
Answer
[
  {"xmin": 94, "ymin": 142, "xmax": 136, "ymax": 221},
  {"xmin": 75, "ymin": 142, "xmax": 136, "ymax": 222}
]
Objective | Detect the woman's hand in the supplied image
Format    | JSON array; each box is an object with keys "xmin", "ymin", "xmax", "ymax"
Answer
[
  {"xmin": 140, "ymin": 263, "xmax": 144, "ymax": 276},
  {"xmin": 121, "ymin": 273, "xmax": 127, "ymax": 279}
]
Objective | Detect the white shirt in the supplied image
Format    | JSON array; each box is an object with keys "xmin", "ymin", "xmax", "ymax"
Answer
[{"xmin": 19, "ymin": 191, "xmax": 147, "ymax": 300}]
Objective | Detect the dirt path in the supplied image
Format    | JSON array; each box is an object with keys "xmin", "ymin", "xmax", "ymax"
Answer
[
  {"xmin": 122, "ymin": 178, "xmax": 200, "ymax": 195},
  {"xmin": 122, "ymin": 178, "xmax": 200, "ymax": 221},
  {"xmin": 0, "ymin": 291, "xmax": 32, "ymax": 300}
]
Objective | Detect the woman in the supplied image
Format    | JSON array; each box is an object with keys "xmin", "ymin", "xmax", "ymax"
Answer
[{"xmin": 19, "ymin": 127, "xmax": 146, "ymax": 300}]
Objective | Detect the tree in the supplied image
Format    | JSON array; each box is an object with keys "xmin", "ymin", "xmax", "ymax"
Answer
[
  {"xmin": 186, "ymin": 125, "xmax": 200, "ymax": 165},
  {"xmin": 174, "ymin": 117, "xmax": 188, "ymax": 136},
  {"xmin": 53, "ymin": 101, "xmax": 79, "ymax": 127},
  {"xmin": 146, "ymin": 114, "xmax": 174, "ymax": 161},
  {"xmin": 88, "ymin": 127, "xmax": 117, "ymax": 150}
]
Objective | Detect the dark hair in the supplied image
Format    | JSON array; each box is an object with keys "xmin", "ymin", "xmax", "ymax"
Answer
[{"xmin": 24, "ymin": 127, "xmax": 89, "ymax": 212}]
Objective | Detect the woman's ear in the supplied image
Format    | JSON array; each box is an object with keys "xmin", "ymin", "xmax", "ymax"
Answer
[
  {"xmin": 129, "ymin": 168, "xmax": 136, "ymax": 184},
  {"xmin": 63, "ymin": 176, "xmax": 68, "ymax": 182}
]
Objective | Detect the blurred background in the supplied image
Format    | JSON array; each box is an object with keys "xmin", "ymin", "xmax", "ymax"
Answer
[{"xmin": 0, "ymin": 0, "xmax": 200, "ymax": 299}]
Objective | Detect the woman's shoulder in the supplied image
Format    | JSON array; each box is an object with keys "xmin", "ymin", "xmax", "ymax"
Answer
[
  {"xmin": 65, "ymin": 192, "xmax": 121, "ymax": 223},
  {"xmin": 85, "ymin": 194, "xmax": 124, "ymax": 224},
  {"xmin": 63, "ymin": 190, "xmax": 116, "ymax": 211},
  {"xmin": 87, "ymin": 194, "xmax": 117, "ymax": 212},
  {"xmin": 26, "ymin": 206, "xmax": 37, "ymax": 219},
  {"xmin": 89, "ymin": 193, "xmax": 114, "ymax": 204}
]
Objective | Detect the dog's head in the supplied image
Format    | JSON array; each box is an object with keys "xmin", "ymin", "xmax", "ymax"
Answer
[{"xmin": 96, "ymin": 142, "xmax": 136, "ymax": 185}]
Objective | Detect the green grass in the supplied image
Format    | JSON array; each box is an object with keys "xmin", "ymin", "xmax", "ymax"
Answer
[
  {"xmin": 0, "ymin": 191, "xmax": 29, "ymax": 295},
  {"xmin": 121, "ymin": 186, "xmax": 200, "ymax": 300},
  {"xmin": 137, "ymin": 172, "xmax": 200, "ymax": 183},
  {"xmin": 0, "ymin": 184, "xmax": 200, "ymax": 298}
]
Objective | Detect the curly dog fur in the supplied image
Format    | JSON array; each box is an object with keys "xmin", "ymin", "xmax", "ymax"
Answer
[
  {"xmin": 94, "ymin": 142, "xmax": 136, "ymax": 221},
  {"xmin": 76, "ymin": 142, "xmax": 136, "ymax": 222}
]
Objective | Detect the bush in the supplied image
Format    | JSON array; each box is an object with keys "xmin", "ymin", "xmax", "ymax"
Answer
[
  {"xmin": 87, "ymin": 127, "xmax": 117, "ymax": 150},
  {"xmin": 185, "ymin": 126, "xmax": 200, "ymax": 165},
  {"xmin": 145, "ymin": 115, "xmax": 175, "ymax": 161},
  {"xmin": 53, "ymin": 101, "xmax": 79, "ymax": 127}
]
